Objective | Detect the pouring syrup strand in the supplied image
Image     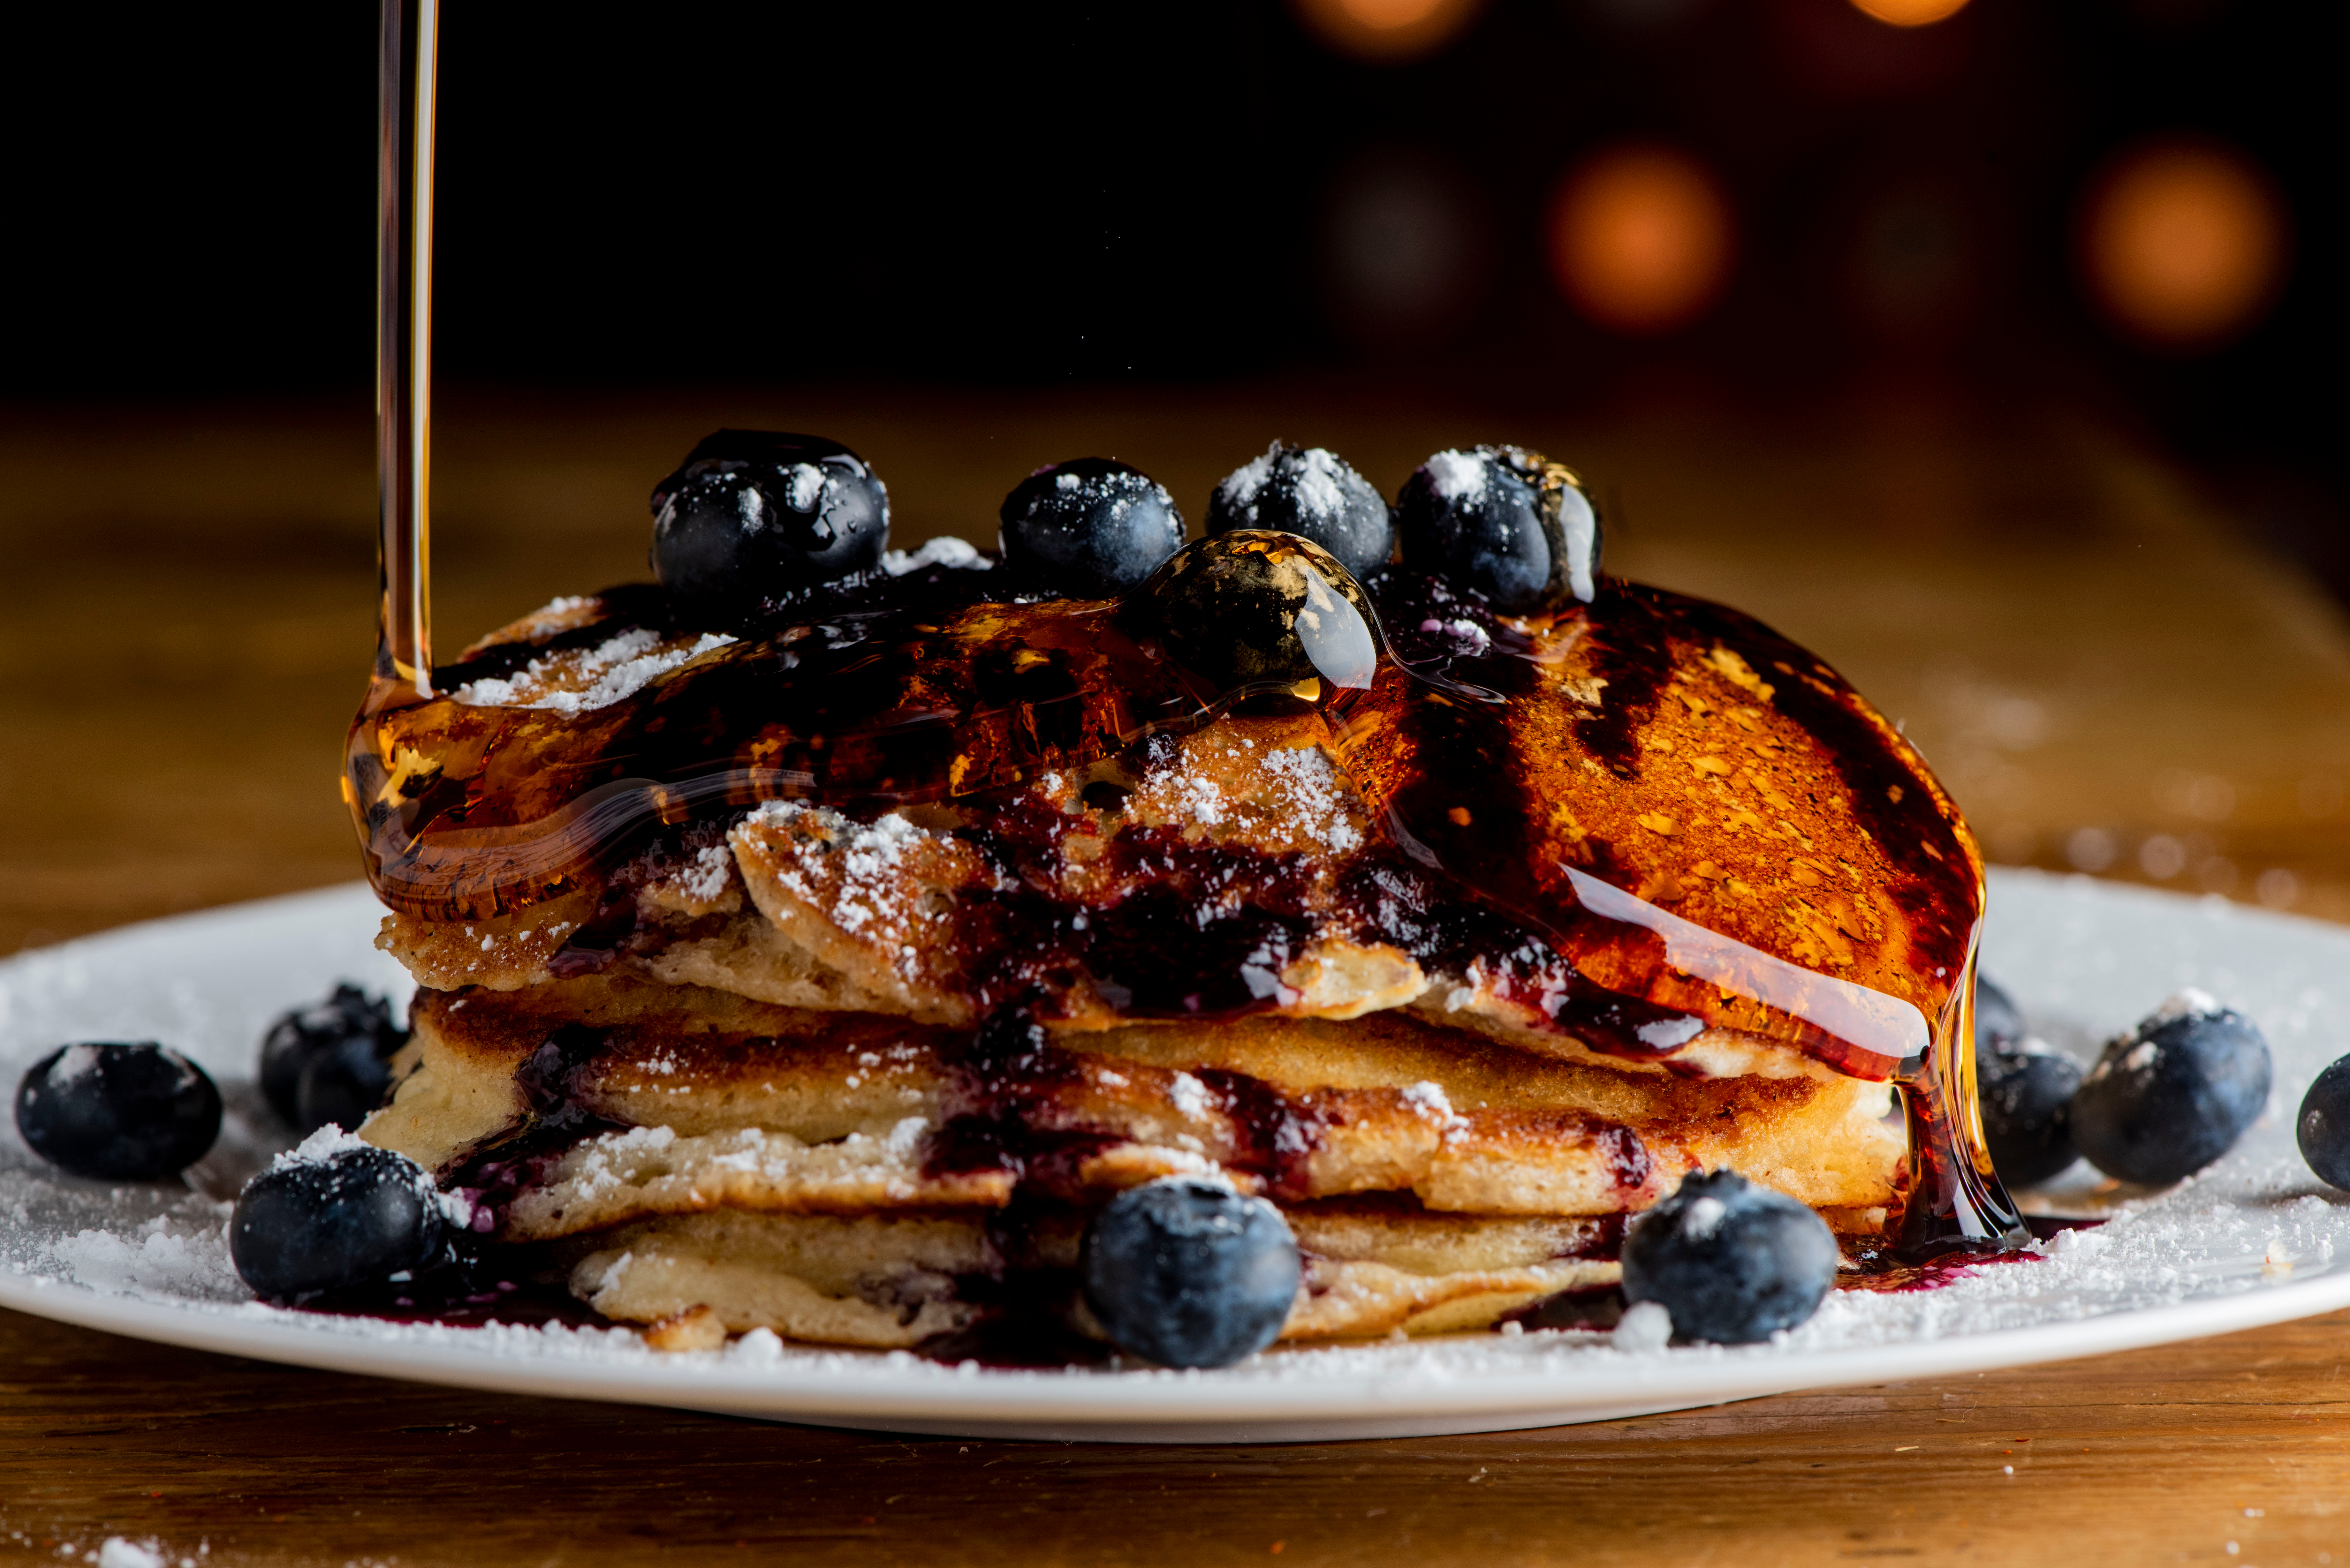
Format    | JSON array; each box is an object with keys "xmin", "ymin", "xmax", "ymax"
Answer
[{"xmin": 375, "ymin": 0, "xmax": 436, "ymax": 703}]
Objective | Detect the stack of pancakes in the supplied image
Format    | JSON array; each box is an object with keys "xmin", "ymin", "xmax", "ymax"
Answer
[{"xmin": 357, "ymin": 565, "xmax": 1975, "ymax": 1353}]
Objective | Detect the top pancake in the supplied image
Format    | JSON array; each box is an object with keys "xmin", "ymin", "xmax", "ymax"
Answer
[{"xmin": 354, "ymin": 562, "xmax": 1981, "ymax": 1083}]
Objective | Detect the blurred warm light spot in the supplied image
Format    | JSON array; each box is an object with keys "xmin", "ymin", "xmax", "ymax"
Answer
[
  {"xmin": 2081, "ymin": 141, "xmax": 2287, "ymax": 348},
  {"xmin": 1548, "ymin": 146, "xmax": 1733, "ymax": 334},
  {"xmin": 1292, "ymin": 0, "xmax": 1482, "ymax": 60},
  {"xmin": 1848, "ymin": 0, "xmax": 1971, "ymax": 26}
]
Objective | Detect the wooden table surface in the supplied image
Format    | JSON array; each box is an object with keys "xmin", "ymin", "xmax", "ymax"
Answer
[{"xmin": 5, "ymin": 384, "xmax": 2349, "ymax": 1564}]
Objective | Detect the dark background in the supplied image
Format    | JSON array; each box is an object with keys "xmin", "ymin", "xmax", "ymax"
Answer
[{"xmin": 2, "ymin": 0, "xmax": 2339, "ymax": 583}]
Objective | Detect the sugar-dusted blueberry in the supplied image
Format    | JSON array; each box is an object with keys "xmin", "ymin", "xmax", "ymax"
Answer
[
  {"xmin": 2297, "ymin": 1054, "xmax": 2350, "ymax": 1191},
  {"xmin": 1619, "ymin": 1168, "xmax": 1838, "ymax": 1345},
  {"xmin": 2070, "ymin": 991, "xmax": 2271, "ymax": 1187},
  {"xmin": 1207, "ymin": 443, "xmax": 1394, "ymax": 579},
  {"xmin": 650, "ymin": 430, "xmax": 890, "ymax": 620},
  {"xmin": 1137, "ymin": 531, "xmax": 1380, "ymax": 697},
  {"xmin": 14, "ymin": 1042, "xmax": 222, "ymax": 1181},
  {"xmin": 230, "ymin": 1136, "xmax": 449, "ymax": 1302},
  {"xmin": 260, "ymin": 983, "xmax": 406, "ymax": 1132},
  {"xmin": 1979, "ymin": 1037, "xmax": 2083, "ymax": 1189},
  {"xmin": 1081, "ymin": 1175, "xmax": 1301, "ymax": 1368},
  {"xmin": 1394, "ymin": 445, "xmax": 1602, "ymax": 612},
  {"xmin": 998, "ymin": 458, "xmax": 1186, "ymax": 598}
]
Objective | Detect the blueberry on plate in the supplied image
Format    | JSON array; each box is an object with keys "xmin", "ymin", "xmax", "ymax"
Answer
[
  {"xmin": 2070, "ymin": 991, "xmax": 2271, "ymax": 1187},
  {"xmin": 1138, "ymin": 531, "xmax": 1380, "ymax": 697},
  {"xmin": 1394, "ymin": 446, "xmax": 1602, "ymax": 612},
  {"xmin": 14, "ymin": 1042, "xmax": 222, "ymax": 1181},
  {"xmin": 650, "ymin": 430, "xmax": 890, "ymax": 620},
  {"xmin": 1206, "ymin": 443, "xmax": 1393, "ymax": 579},
  {"xmin": 1081, "ymin": 1175, "xmax": 1301, "ymax": 1368},
  {"xmin": 1979, "ymin": 1036, "xmax": 2084, "ymax": 1189},
  {"xmin": 1975, "ymin": 972, "xmax": 2026, "ymax": 1054},
  {"xmin": 259, "ymin": 982, "xmax": 406, "ymax": 1133},
  {"xmin": 2298, "ymin": 1054, "xmax": 2350, "ymax": 1191},
  {"xmin": 230, "ymin": 1137, "xmax": 450, "ymax": 1302},
  {"xmin": 1619, "ymin": 1168, "xmax": 1838, "ymax": 1345},
  {"xmin": 998, "ymin": 458, "xmax": 1186, "ymax": 598}
]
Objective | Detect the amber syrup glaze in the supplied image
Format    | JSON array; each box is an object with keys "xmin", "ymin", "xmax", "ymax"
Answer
[{"xmin": 347, "ymin": 557, "xmax": 2026, "ymax": 1258}]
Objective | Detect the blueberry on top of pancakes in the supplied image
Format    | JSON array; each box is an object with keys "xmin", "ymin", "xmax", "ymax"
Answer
[
  {"xmin": 650, "ymin": 430, "xmax": 890, "ymax": 622},
  {"xmin": 1395, "ymin": 445, "xmax": 1601, "ymax": 612},
  {"xmin": 1136, "ymin": 530, "xmax": 1380, "ymax": 697},
  {"xmin": 1206, "ymin": 443, "xmax": 1394, "ymax": 580},
  {"xmin": 999, "ymin": 458, "xmax": 1186, "ymax": 598}
]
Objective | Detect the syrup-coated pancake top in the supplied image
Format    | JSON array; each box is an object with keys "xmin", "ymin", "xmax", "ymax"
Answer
[{"xmin": 345, "ymin": 546, "xmax": 1982, "ymax": 1084}]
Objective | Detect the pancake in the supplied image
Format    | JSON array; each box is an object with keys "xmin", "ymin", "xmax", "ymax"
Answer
[{"xmin": 345, "ymin": 458, "xmax": 2013, "ymax": 1356}]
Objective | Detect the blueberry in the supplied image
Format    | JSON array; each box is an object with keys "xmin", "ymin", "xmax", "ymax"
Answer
[
  {"xmin": 296, "ymin": 1034, "xmax": 398, "ymax": 1136},
  {"xmin": 1206, "ymin": 443, "xmax": 1394, "ymax": 579},
  {"xmin": 230, "ymin": 1141, "xmax": 449, "ymax": 1302},
  {"xmin": 1974, "ymin": 972, "xmax": 2026, "ymax": 1054},
  {"xmin": 2297, "ymin": 1054, "xmax": 2350, "ymax": 1190},
  {"xmin": 1080, "ymin": 1176, "xmax": 1301, "ymax": 1368},
  {"xmin": 1395, "ymin": 446, "xmax": 1602, "ymax": 612},
  {"xmin": 14, "ymin": 1043, "xmax": 221, "ymax": 1181},
  {"xmin": 998, "ymin": 458, "xmax": 1186, "ymax": 599},
  {"xmin": 1619, "ymin": 1168, "xmax": 1838, "ymax": 1345},
  {"xmin": 260, "ymin": 983, "xmax": 406, "ymax": 1131},
  {"xmin": 2070, "ymin": 993, "xmax": 2271, "ymax": 1187},
  {"xmin": 1138, "ymin": 531, "xmax": 1380, "ymax": 697},
  {"xmin": 650, "ymin": 430, "xmax": 890, "ymax": 620},
  {"xmin": 1979, "ymin": 1039, "xmax": 2083, "ymax": 1188}
]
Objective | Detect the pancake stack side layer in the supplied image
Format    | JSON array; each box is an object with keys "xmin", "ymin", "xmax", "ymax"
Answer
[{"xmin": 347, "ymin": 538, "xmax": 2011, "ymax": 1351}]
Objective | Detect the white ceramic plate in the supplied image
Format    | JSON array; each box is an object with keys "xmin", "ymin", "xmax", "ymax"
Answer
[{"xmin": 4, "ymin": 870, "xmax": 2348, "ymax": 1443}]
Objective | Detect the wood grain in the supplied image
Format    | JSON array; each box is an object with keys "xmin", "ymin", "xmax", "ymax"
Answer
[{"xmin": 5, "ymin": 388, "xmax": 2350, "ymax": 1565}]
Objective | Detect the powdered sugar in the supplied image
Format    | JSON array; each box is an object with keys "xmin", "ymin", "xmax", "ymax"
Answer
[
  {"xmin": 1215, "ymin": 443, "xmax": 1281, "ymax": 520},
  {"xmin": 785, "ymin": 462, "xmax": 826, "ymax": 512},
  {"xmin": 1423, "ymin": 449, "xmax": 1487, "ymax": 505},
  {"xmin": 1612, "ymin": 1300, "xmax": 1673, "ymax": 1351},
  {"xmin": 1257, "ymin": 745, "xmax": 1364, "ymax": 854},
  {"xmin": 271, "ymin": 1124, "xmax": 372, "ymax": 1170},
  {"xmin": 452, "ymin": 629, "xmax": 737, "ymax": 713},
  {"xmin": 1168, "ymin": 1072, "xmax": 1214, "ymax": 1121},
  {"xmin": 1679, "ymin": 1195, "xmax": 1728, "ymax": 1239},
  {"xmin": 1215, "ymin": 444, "xmax": 1353, "ymax": 526},
  {"xmin": 678, "ymin": 842, "xmax": 735, "ymax": 904},
  {"xmin": 880, "ymin": 535, "xmax": 991, "ymax": 576},
  {"xmin": 1137, "ymin": 771, "xmax": 1228, "ymax": 830},
  {"xmin": 44, "ymin": 1042, "xmax": 103, "ymax": 1086},
  {"xmin": 1401, "ymin": 1080, "xmax": 1470, "ymax": 1141},
  {"xmin": 1289, "ymin": 449, "xmax": 1347, "ymax": 521},
  {"xmin": 2150, "ymin": 987, "xmax": 2224, "ymax": 1024}
]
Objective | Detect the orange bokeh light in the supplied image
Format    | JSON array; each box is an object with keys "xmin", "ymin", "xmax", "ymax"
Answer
[
  {"xmin": 1548, "ymin": 146, "xmax": 1734, "ymax": 334},
  {"xmin": 1291, "ymin": 0, "xmax": 1483, "ymax": 61},
  {"xmin": 2080, "ymin": 141, "xmax": 2287, "ymax": 348},
  {"xmin": 1848, "ymin": 0, "xmax": 1972, "ymax": 25}
]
